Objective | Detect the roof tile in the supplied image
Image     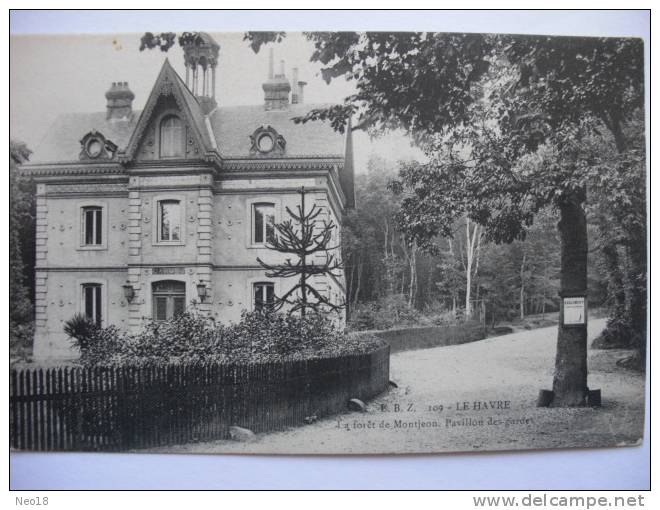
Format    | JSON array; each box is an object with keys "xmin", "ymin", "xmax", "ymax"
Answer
[{"xmin": 30, "ymin": 102, "xmax": 344, "ymax": 163}]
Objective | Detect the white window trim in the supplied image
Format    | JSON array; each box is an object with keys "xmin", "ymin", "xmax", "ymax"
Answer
[
  {"xmin": 152, "ymin": 194, "xmax": 186, "ymax": 246},
  {"xmin": 246, "ymin": 275, "xmax": 282, "ymax": 312},
  {"xmin": 76, "ymin": 277, "xmax": 108, "ymax": 327},
  {"xmin": 245, "ymin": 196, "xmax": 282, "ymax": 249},
  {"xmin": 151, "ymin": 279, "xmax": 187, "ymax": 321},
  {"xmin": 144, "ymin": 275, "xmax": 194, "ymax": 321},
  {"xmin": 77, "ymin": 201, "xmax": 108, "ymax": 251}
]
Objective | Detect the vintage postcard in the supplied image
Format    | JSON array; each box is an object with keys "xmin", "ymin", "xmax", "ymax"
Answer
[{"xmin": 10, "ymin": 29, "xmax": 647, "ymax": 455}]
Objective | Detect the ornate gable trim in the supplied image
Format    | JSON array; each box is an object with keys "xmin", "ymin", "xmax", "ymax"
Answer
[{"xmin": 119, "ymin": 59, "xmax": 212, "ymax": 163}]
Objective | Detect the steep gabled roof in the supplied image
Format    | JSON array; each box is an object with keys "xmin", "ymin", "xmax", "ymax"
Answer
[
  {"xmin": 28, "ymin": 111, "xmax": 139, "ymax": 164},
  {"xmin": 121, "ymin": 59, "xmax": 214, "ymax": 161},
  {"xmin": 28, "ymin": 59, "xmax": 347, "ymax": 167}
]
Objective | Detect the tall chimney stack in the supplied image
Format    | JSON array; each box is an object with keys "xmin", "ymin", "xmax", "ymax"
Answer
[
  {"xmin": 291, "ymin": 67, "xmax": 307, "ymax": 105},
  {"xmin": 105, "ymin": 81, "xmax": 134, "ymax": 121},
  {"xmin": 292, "ymin": 68, "xmax": 299, "ymax": 104},
  {"xmin": 262, "ymin": 51, "xmax": 291, "ymax": 110},
  {"xmin": 297, "ymin": 80, "xmax": 306, "ymax": 104},
  {"xmin": 268, "ymin": 47, "xmax": 274, "ymax": 79}
]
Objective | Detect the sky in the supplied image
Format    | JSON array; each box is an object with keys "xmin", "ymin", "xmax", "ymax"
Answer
[{"xmin": 10, "ymin": 32, "xmax": 424, "ymax": 172}]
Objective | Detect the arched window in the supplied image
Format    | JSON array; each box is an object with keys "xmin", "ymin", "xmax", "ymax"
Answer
[
  {"xmin": 159, "ymin": 115, "xmax": 184, "ymax": 158},
  {"xmin": 152, "ymin": 280, "xmax": 186, "ymax": 321}
]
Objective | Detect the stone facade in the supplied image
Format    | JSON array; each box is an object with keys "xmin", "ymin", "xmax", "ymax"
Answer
[{"xmin": 24, "ymin": 37, "xmax": 354, "ymax": 360}]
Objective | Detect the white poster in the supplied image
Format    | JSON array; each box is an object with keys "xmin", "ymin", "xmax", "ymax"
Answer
[{"xmin": 563, "ymin": 297, "xmax": 586, "ymax": 325}]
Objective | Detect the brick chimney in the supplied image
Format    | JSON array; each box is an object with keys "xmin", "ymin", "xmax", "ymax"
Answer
[
  {"xmin": 291, "ymin": 67, "xmax": 307, "ymax": 105},
  {"xmin": 262, "ymin": 49, "xmax": 291, "ymax": 110},
  {"xmin": 105, "ymin": 82, "xmax": 134, "ymax": 121},
  {"xmin": 297, "ymin": 80, "xmax": 306, "ymax": 104}
]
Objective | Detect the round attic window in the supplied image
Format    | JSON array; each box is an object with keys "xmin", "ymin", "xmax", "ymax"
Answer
[
  {"xmin": 256, "ymin": 133, "xmax": 274, "ymax": 153},
  {"xmin": 86, "ymin": 138, "xmax": 103, "ymax": 158}
]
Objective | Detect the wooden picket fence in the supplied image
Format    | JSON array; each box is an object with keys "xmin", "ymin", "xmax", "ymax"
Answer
[{"xmin": 10, "ymin": 345, "xmax": 390, "ymax": 452}]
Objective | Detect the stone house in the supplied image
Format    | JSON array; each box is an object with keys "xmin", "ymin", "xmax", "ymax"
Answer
[{"xmin": 23, "ymin": 34, "xmax": 355, "ymax": 359}]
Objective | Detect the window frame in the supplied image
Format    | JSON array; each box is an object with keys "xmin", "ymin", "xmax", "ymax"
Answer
[
  {"xmin": 158, "ymin": 114, "xmax": 185, "ymax": 159},
  {"xmin": 245, "ymin": 197, "xmax": 281, "ymax": 249},
  {"xmin": 246, "ymin": 276, "xmax": 281, "ymax": 313},
  {"xmin": 158, "ymin": 199, "xmax": 182, "ymax": 243},
  {"xmin": 151, "ymin": 279, "xmax": 187, "ymax": 322},
  {"xmin": 252, "ymin": 202, "xmax": 276, "ymax": 245},
  {"xmin": 253, "ymin": 281, "xmax": 275, "ymax": 312},
  {"xmin": 77, "ymin": 278, "xmax": 107, "ymax": 327},
  {"xmin": 77, "ymin": 201, "xmax": 108, "ymax": 251},
  {"xmin": 152, "ymin": 195, "xmax": 186, "ymax": 246}
]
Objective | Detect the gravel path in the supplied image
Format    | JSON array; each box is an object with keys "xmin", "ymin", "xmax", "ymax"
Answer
[{"xmin": 148, "ymin": 318, "xmax": 645, "ymax": 454}]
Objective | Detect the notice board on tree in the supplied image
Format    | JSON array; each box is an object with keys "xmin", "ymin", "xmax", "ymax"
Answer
[{"xmin": 563, "ymin": 296, "xmax": 586, "ymax": 326}]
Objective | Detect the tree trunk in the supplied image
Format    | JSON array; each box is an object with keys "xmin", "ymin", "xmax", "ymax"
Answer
[
  {"xmin": 461, "ymin": 218, "xmax": 481, "ymax": 320},
  {"xmin": 300, "ymin": 189, "xmax": 307, "ymax": 319},
  {"xmin": 541, "ymin": 258, "xmax": 547, "ymax": 320},
  {"xmin": 552, "ymin": 193, "xmax": 589, "ymax": 407},
  {"xmin": 520, "ymin": 251, "xmax": 526, "ymax": 320},
  {"xmin": 353, "ymin": 260, "xmax": 362, "ymax": 306},
  {"xmin": 383, "ymin": 220, "xmax": 389, "ymax": 259},
  {"xmin": 627, "ymin": 225, "xmax": 647, "ymax": 357},
  {"xmin": 408, "ymin": 242, "xmax": 417, "ymax": 307},
  {"xmin": 348, "ymin": 260, "xmax": 356, "ymax": 304},
  {"xmin": 602, "ymin": 113, "xmax": 646, "ymax": 357}
]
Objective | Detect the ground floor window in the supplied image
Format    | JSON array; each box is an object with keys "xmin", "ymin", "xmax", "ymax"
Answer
[
  {"xmin": 152, "ymin": 280, "xmax": 186, "ymax": 321},
  {"xmin": 254, "ymin": 282, "xmax": 275, "ymax": 312},
  {"xmin": 82, "ymin": 283, "xmax": 102, "ymax": 325}
]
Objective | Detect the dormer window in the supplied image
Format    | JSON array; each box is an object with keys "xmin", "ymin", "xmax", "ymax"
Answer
[
  {"xmin": 79, "ymin": 131, "xmax": 117, "ymax": 160},
  {"xmin": 160, "ymin": 115, "xmax": 184, "ymax": 158},
  {"xmin": 249, "ymin": 125, "xmax": 286, "ymax": 156}
]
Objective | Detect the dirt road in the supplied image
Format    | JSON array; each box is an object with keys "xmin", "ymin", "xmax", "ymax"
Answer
[{"xmin": 150, "ymin": 318, "xmax": 646, "ymax": 454}]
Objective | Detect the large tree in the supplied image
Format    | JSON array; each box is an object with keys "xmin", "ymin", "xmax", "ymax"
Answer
[
  {"xmin": 143, "ymin": 31, "xmax": 646, "ymax": 404},
  {"xmin": 388, "ymin": 36, "xmax": 644, "ymax": 405},
  {"xmin": 271, "ymin": 32, "xmax": 644, "ymax": 406},
  {"xmin": 10, "ymin": 140, "xmax": 35, "ymax": 357}
]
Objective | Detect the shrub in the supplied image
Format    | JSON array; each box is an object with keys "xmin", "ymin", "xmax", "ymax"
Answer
[
  {"xmin": 591, "ymin": 315, "xmax": 641, "ymax": 350},
  {"xmin": 73, "ymin": 310, "xmax": 386, "ymax": 367},
  {"xmin": 64, "ymin": 314, "xmax": 99, "ymax": 350},
  {"xmin": 10, "ymin": 320, "xmax": 34, "ymax": 364},
  {"xmin": 348, "ymin": 294, "xmax": 426, "ymax": 331}
]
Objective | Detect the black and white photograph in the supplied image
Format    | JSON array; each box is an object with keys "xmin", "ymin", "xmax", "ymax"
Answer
[{"xmin": 8, "ymin": 10, "xmax": 649, "ymax": 488}]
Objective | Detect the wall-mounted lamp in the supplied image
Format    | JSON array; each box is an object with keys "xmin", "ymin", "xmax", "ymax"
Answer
[
  {"xmin": 196, "ymin": 282, "xmax": 208, "ymax": 303},
  {"xmin": 122, "ymin": 283, "xmax": 135, "ymax": 303}
]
